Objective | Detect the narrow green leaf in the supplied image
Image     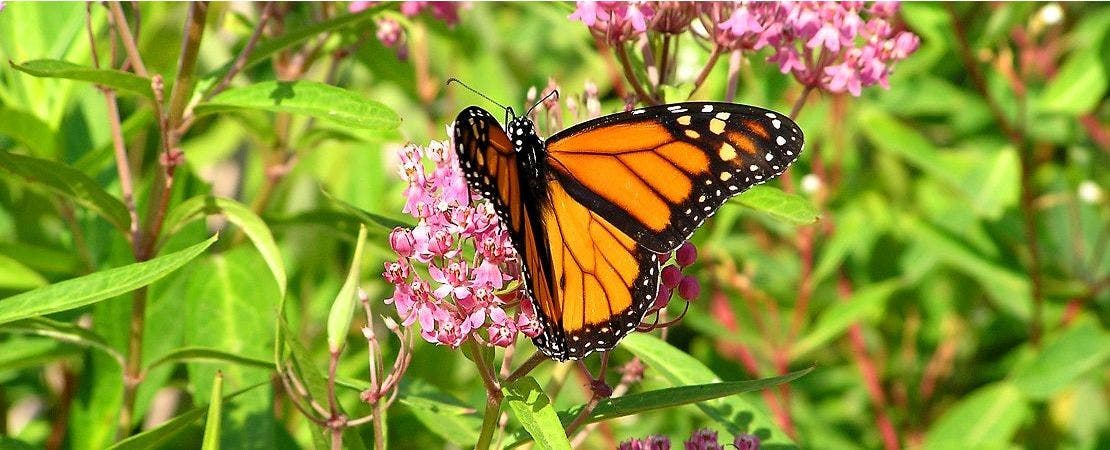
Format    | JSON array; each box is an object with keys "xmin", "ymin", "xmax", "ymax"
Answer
[
  {"xmin": 621, "ymin": 333, "xmax": 798, "ymax": 446},
  {"xmin": 162, "ymin": 196, "xmax": 286, "ymax": 297},
  {"xmin": 107, "ymin": 382, "xmax": 266, "ymax": 450},
  {"xmin": 146, "ymin": 347, "xmax": 274, "ymax": 372},
  {"xmin": 0, "ymin": 336, "xmax": 82, "ymax": 372},
  {"xmin": 400, "ymin": 381, "xmax": 481, "ymax": 447},
  {"xmin": 791, "ymin": 280, "xmax": 901, "ymax": 359},
  {"xmin": 0, "ymin": 317, "xmax": 124, "ymax": 366},
  {"xmin": 321, "ymin": 188, "xmax": 415, "ymax": 230},
  {"xmin": 195, "ymin": 80, "xmax": 401, "ymax": 131},
  {"xmin": 923, "ymin": 382, "xmax": 1029, "ymax": 450},
  {"xmin": 1012, "ymin": 318, "xmax": 1110, "ymax": 400},
  {"xmin": 0, "ymin": 235, "xmax": 217, "ymax": 326},
  {"xmin": 734, "ymin": 185, "xmax": 819, "ymax": 225},
  {"xmin": 590, "ymin": 369, "xmax": 812, "ymax": 422},
  {"xmin": 10, "ymin": 59, "xmax": 155, "ymax": 99},
  {"xmin": 504, "ymin": 370, "xmax": 813, "ymax": 449},
  {"xmin": 201, "ymin": 371, "xmax": 224, "ymax": 450},
  {"xmin": 327, "ymin": 224, "xmax": 368, "ymax": 351},
  {"xmin": 0, "ymin": 151, "xmax": 131, "ymax": 233},
  {"xmin": 901, "ymin": 217, "xmax": 1031, "ymax": 319},
  {"xmin": 1039, "ymin": 47, "xmax": 1107, "ymax": 114},
  {"xmin": 0, "ymin": 105, "xmax": 57, "ymax": 157},
  {"xmin": 0, "ymin": 254, "xmax": 48, "ymax": 290},
  {"xmin": 196, "ymin": 5, "xmax": 388, "ymax": 97},
  {"xmin": 503, "ymin": 377, "xmax": 572, "ymax": 450}
]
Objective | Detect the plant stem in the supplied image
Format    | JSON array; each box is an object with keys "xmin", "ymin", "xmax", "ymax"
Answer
[
  {"xmin": 167, "ymin": 2, "xmax": 209, "ymax": 130},
  {"xmin": 372, "ymin": 400, "xmax": 387, "ymax": 450},
  {"xmin": 688, "ymin": 45, "xmax": 722, "ymax": 99},
  {"xmin": 789, "ymin": 85, "xmax": 814, "ymax": 120},
  {"xmin": 465, "ymin": 340, "xmax": 502, "ymax": 450},
  {"xmin": 614, "ymin": 42, "xmax": 658, "ymax": 105},
  {"xmin": 947, "ymin": 4, "xmax": 1043, "ymax": 344},
  {"xmin": 107, "ymin": 2, "xmax": 148, "ymax": 77},
  {"xmin": 839, "ymin": 274, "xmax": 900, "ymax": 450}
]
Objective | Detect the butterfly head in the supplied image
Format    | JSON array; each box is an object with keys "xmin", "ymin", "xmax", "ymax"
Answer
[{"xmin": 505, "ymin": 115, "xmax": 543, "ymax": 153}]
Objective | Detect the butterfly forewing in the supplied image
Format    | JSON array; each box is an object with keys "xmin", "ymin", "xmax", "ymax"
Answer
[
  {"xmin": 545, "ymin": 102, "xmax": 804, "ymax": 254},
  {"xmin": 452, "ymin": 106, "xmax": 524, "ymax": 234}
]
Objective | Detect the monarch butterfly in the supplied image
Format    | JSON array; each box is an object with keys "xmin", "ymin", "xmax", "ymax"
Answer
[{"xmin": 453, "ymin": 93, "xmax": 804, "ymax": 361}]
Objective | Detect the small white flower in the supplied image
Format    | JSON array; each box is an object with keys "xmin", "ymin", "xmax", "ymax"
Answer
[
  {"xmin": 801, "ymin": 173, "xmax": 822, "ymax": 195},
  {"xmin": 1039, "ymin": 3, "xmax": 1063, "ymax": 25},
  {"xmin": 1078, "ymin": 180, "xmax": 1102, "ymax": 204}
]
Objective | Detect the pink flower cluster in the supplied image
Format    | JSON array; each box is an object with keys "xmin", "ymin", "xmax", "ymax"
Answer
[
  {"xmin": 349, "ymin": 1, "xmax": 463, "ymax": 58},
  {"xmin": 568, "ymin": 1, "xmax": 920, "ymax": 97},
  {"xmin": 618, "ymin": 429, "xmax": 760, "ymax": 450},
  {"xmin": 383, "ymin": 139, "xmax": 541, "ymax": 349},
  {"xmin": 715, "ymin": 1, "xmax": 919, "ymax": 96},
  {"xmin": 569, "ymin": 1, "xmax": 656, "ymax": 44}
]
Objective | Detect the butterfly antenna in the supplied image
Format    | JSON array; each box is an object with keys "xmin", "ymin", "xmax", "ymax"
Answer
[
  {"xmin": 446, "ymin": 78, "xmax": 511, "ymax": 116},
  {"xmin": 526, "ymin": 88, "xmax": 559, "ymax": 117}
]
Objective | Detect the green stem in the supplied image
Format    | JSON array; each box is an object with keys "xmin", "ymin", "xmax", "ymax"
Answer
[{"xmin": 465, "ymin": 340, "xmax": 502, "ymax": 450}]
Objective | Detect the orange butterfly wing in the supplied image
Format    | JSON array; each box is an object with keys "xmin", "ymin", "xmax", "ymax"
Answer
[
  {"xmin": 528, "ymin": 181, "xmax": 662, "ymax": 359},
  {"xmin": 546, "ymin": 102, "xmax": 804, "ymax": 253},
  {"xmin": 453, "ymin": 106, "xmax": 525, "ymax": 234}
]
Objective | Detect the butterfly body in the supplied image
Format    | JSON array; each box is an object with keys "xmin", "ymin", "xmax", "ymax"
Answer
[{"xmin": 453, "ymin": 102, "xmax": 803, "ymax": 361}]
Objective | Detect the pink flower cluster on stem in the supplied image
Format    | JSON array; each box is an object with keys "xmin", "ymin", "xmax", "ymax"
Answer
[
  {"xmin": 713, "ymin": 1, "xmax": 920, "ymax": 96},
  {"xmin": 383, "ymin": 137, "xmax": 541, "ymax": 350}
]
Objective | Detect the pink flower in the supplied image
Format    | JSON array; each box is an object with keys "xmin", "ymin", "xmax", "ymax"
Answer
[
  {"xmin": 382, "ymin": 137, "xmax": 537, "ymax": 350},
  {"xmin": 703, "ymin": 1, "xmax": 919, "ymax": 96},
  {"xmin": 570, "ymin": 1, "xmax": 655, "ymax": 44}
]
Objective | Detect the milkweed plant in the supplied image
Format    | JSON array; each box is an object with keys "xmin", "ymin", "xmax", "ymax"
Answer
[{"xmin": 0, "ymin": 2, "xmax": 1105, "ymax": 450}]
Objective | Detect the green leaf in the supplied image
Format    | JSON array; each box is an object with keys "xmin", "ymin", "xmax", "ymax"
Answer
[
  {"xmin": 505, "ymin": 370, "xmax": 813, "ymax": 449},
  {"xmin": 183, "ymin": 248, "xmax": 278, "ymax": 448},
  {"xmin": 146, "ymin": 347, "xmax": 274, "ymax": 372},
  {"xmin": 10, "ymin": 59, "xmax": 154, "ymax": 99},
  {"xmin": 792, "ymin": 280, "xmax": 901, "ymax": 359},
  {"xmin": 621, "ymin": 333, "xmax": 797, "ymax": 446},
  {"xmin": 589, "ymin": 369, "xmax": 812, "ymax": 423},
  {"xmin": 0, "ymin": 317, "xmax": 124, "ymax": 366},
  {"xmin": 503, "ymin": 377, "xmax": 572, "ymax": 450},
  {"xmin": 162, "ymin": 195, "xmax": 286, "ymax": 297},
  {"xmin": 400, "ymin": 381, "xmax": 481, "ymax": 447},
  {"xmin": 196, "ymin": 5, "xmax": 388, "ymax": 97},
  {"xmin": 0, "ymin": 254, "xmax": 48, "ymax": 290},
  {"xmin": 0, "ymin": 105, "xmax": 57, "ymax": 157},
  {"xmin": 321, "ymin": 188, "xmax": 415, "ymax": 230},
  {"xmin": 0, "ymin": 151, "xmax": 131, "ymax": 233},
  {"xmin": 1039, "ymin": 47, "xmax": 1108, "ymax": 115},
  {"xmin": 901, "ymin": 217, "xmax": 1031, "ymax": 319},
  {"xmin": 327, "ymin": 224, "xmax": 369, "ymax": 351},
  {"xmin": 734, "ymin": 185, "xmax": 819, "ymax": 225},
  {"xmin": 195, "ymin": 80, "xmax": 401, "ymax": 131},
  {"xmin": 202, "ymin": 371, "xmax": 224, "ymax": 450},
  {"xmin": 107, "ymin": 382, "xmax": 266, "ymax": 450},
  {"xmin": 1012, "ymin": 318, "xmax": 1110, "ymax": 400},
  {"xmin": 0, "ymin": 235, "xmax": 216, "ymax": 326},
  {"xmin": 923, "ymin": 382, "xmax": 1029, "ymax": 450}
]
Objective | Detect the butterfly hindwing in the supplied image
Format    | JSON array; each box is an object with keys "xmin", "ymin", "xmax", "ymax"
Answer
[
  {"xmin": 545, "ymin": 102, "xmax": 804, "ymax": 253},
  {"xmin": 530, "ymin": 181, "xmax": 662, "ymax": 360}
]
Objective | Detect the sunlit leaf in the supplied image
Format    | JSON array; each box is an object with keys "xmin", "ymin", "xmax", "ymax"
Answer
[
  {"xmin": 107, "ymin": 382, "xmax": 266, "ymax": 450},
  {"xmin": 162, "ymin": 195, "xmax": 286, "ymax": 297},
  {"xmin": 923, "ymin": 382, "xmax": 1028, "ymax": 450},
  {"xmin": 733, "ymin": 185, "xmax": 819, "ymax": 225},
  {"xmin": 504, "ymin": 377, "xmax": 572, "ymax": 450},
  {"xmin": 0, "ymin": 235, "xmax": 217, "ymax": 326},
  {"xmin": 1012, "ymin": 318, "xmax": 1110, "ymax": 400},
  {"xmin": 10, "ymin": 59, "xmax": 155, "ymax": 99},
  {"xmin": 195, "ymin": 80, "xmax": 401, "ymax": 131},
  {"xmin": 621, "ymin": 333, "xmax": 798, "ymax": 447}
]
